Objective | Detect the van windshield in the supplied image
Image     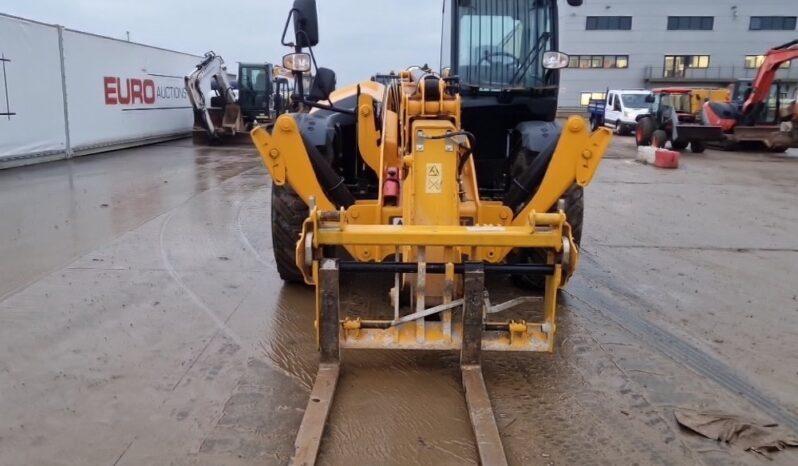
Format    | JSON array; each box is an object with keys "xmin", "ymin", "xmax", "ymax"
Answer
[{"xmin": 621, "ymin": 94, "xmax": 650, "ymax": 109}]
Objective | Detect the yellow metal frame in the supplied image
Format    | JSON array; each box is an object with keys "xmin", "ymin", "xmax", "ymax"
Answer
[
  {"xmin": 251, "ymin": 71, "xmax": 612, "ymax": 353},
  {"xmin": 300, "ymin": 207, "xmax": 567, "ymax": 352}
]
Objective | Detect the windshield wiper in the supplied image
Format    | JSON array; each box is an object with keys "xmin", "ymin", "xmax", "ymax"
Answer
[{"xmin": 510, "ymin": 32, "xmax": 550, "ymax": 85}]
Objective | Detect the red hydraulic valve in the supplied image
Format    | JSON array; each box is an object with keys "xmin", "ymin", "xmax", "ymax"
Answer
[{"xmin": 383, "ymin": 167, "xmax": 400, "ymax": 205}]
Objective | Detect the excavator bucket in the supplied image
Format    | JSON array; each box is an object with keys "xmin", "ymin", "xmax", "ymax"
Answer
[{"xmin": 221, "ymin": 103, "xmax": 245, "ymax": 134}]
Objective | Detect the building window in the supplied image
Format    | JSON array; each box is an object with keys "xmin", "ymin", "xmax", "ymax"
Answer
[
  {"xmin": 567, "ymin": 55, "xmax": 629, "ymax": 69},
  {"xmin": 580, "ymin": 92, "xmax": 606, "ymax": 106},
  {"xmin": 663, "ymin": 55, "xmax": 710, "ymax": 77},
  {"xmin": 667, "ymin": 16, "xmax": 714, "ymax": 30},
  {"xmin": 750, "ymin": 16, "xmax": 797, "ymax": 30},
  {"xmin": 744, "ymin": 55, "xmax": 791, "ymax": 69},
  {"xmin": 586, "ymin": 16, "xmax": 632, "ymax": 30}
]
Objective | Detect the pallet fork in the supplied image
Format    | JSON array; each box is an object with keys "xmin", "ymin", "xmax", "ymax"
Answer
[{"xmin": 294, "ymin": 258, "xmax": 547, "ymax": 466}]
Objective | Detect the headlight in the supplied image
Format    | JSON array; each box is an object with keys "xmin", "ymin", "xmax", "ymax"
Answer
[
  {"xmin": 282, "ymin": 52, "xmax": 311, "ymax": 72},
  {"xmin": 542, "ymin": 51, "xmax": 569, "ymax": 70}
]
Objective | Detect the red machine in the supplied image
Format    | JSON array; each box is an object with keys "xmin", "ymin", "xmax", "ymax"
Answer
[
  {"xmin": 703, "ymin": 40, "xmax": 798, "ymax": 152},
  {"xmin": 636, "ymin": 88, "xmax": 724, "ymax": 153}
]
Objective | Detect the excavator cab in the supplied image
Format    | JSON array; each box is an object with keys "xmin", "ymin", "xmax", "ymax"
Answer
[{"xmin": 237, "ymin": 63, "xmax": 275, "ymax": 122}]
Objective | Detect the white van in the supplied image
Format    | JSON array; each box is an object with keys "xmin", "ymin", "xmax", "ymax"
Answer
[{"xmin": 602, "ymin": 90, "xmax": 652, "ymax": 135}]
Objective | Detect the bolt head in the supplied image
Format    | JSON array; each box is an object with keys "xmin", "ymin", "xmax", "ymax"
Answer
[{"xmin": 568, "ymin": 117, "xmax": 585, "ymax": 133}]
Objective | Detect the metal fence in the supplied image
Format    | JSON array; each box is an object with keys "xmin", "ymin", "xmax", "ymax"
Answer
[
  {"xmin": 0, "ymin": 13, "xmax": 202, "ymax": 168},
  {"xmin": 643, "ymin": 65, "xmax": 798, "ymax": 82}
]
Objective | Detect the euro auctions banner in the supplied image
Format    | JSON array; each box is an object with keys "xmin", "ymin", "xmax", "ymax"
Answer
[
  {"xmin": 0, "ymin": 15, "xmax": 68, "ymax": 160},
  {"xmin": 62, "ymin": 30, "xmax": 200, "ymax": 151}
]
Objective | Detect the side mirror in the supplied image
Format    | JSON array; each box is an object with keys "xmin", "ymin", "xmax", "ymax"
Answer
[
  {"xmin": 645, "ymin": 94, "xmax": 655, "ymax": 103},
  {"xmin": 542, "ymin": 51, "xmax": 569, "ymax": 69},
  {"xmin": 567, "ymin": 0, "xmax": 583, "ymax": 6},
  {"xmin": 309, "ymin": 68, "xmax": 336, "ymax": 102},
  {"xmin": 292, "ymin": 0, "xmax": 319, "ymax": 48}
]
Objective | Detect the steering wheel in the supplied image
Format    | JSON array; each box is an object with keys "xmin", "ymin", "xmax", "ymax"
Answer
[{"xmin": 479, "ymin": 52, "xmax": 520, "ymax": 67}]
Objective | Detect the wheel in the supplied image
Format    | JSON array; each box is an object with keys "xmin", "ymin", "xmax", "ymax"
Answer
[
  {"xmin": 271, "ymin": 184, "xmax": 308, "ymax": 283},
  {"xmin": 671, "ymin": 140, "xmax": 689, "ymax": 150},
  {"xmin": 590, "ymin": 118, "xmax": 600, "ymax": 132},
  {"xmin": 617, "ymin": 122, "xmax": 630, "ymax": 136},
  {"xmin": 690, "ymin": 141, "xmax": 706, "ymax": 153},
  {"xmin": 635, "ymin": 117, "xmax": 654, "ymax": 146},
  {"xmin": 512, "ymin": 185, "xmax": 584, "ymax": 290},
  {"xmin": 651, "ymin": 130, "xmax": 668, "ymax": 148},
  {"xmin": 770, "ymin": 145, "xmax": 788, "ymax": 153}
]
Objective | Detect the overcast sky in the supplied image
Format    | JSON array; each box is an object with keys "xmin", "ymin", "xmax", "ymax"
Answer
[{"xmin": 0, "ymin": 0, "xmax": 443, "ymax": 84}]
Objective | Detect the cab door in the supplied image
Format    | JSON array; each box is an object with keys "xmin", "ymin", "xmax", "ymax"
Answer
[{"xmin": 605, "ymin": 92, "xmax": 620, "ymax": 126}]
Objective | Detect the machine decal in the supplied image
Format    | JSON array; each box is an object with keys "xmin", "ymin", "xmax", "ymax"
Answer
[{"xmin": 425, "ymin": 163, "xmax": 442, "ymax": 193}]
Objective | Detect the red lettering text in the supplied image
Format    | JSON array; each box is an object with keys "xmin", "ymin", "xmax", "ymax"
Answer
[
  {"xmin": 143, "ymin": 79, "xmax": 155, "ymax": 104},
  {"xmin": 130, "ymin": 79, "xmax": 143, "ymax": 104},
  {"xmin": 104, "ymin": 76, "xmax": 116, "ymax": 104},
  {"xmin": 116, "ymin": 78, "xmax": 131, "ymax": 104},
  {"xmin": 105, "ymin": 76, "xmax": 159, "ymax": 105}
]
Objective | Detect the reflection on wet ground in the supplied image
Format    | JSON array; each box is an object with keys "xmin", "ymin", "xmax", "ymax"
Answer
[
  {"xmin": 1, "ymin": 138, "xmax": 796, "ymax": 465},
  {"xmin": 0, "ymin": 141, "xmax": 259, "ymax": 299}
]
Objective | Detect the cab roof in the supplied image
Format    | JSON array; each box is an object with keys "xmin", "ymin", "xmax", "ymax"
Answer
[{"xmin": 651, "ymin": 87, "xmax": 693, "ymax": 94}]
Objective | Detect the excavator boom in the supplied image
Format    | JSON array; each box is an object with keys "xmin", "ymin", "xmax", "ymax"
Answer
[
  {"xmin": 185, "ymin": 52, "xmax": 239, "ymax": 138},
  {"xmin": 742, "ymin": 39, "xmax": 798, "ymax": 115}
]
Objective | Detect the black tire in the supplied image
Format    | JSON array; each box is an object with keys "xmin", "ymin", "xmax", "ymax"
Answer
[
  {"xmin": 690, "ymin": 141, "xmax": 706, "ymax": 153},
  {"xmin": 590, "ymin": 117, "xmax": 600, "ymax": 132},
  {"xmin": 671, "ymin": 140, "xmax": 689, "ymax": 150},
  {"xmin": 512, "ymin": 185, "xmax": 584, "ymax": 290},
  {"xmin": 271, "ymin": 184, "xmax": 308, "ymax": 283},
  {"xmin": 652, "ymin": 130, "xmax": 668, "ymax": 148},
  {"xmin": 635, "ymin": 117, "xmax": 654, "ymax": 146},
  {"xmin": 770, "ymin": 145, "xmax": 788, "ymax": 153}
]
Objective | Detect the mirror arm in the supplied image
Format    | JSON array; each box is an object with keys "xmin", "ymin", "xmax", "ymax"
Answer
[
  {"xmin": 280, "ymin": 8, "xmax": 299, "ymax": 46},
  {"xmin": 296, "ymin": 98, "xmax": 355, "ymax": 116}
]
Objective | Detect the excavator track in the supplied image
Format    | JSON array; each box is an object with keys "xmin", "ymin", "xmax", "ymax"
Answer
[{"xmin": 290, "ymin": 259, "xmax": 517, "ymax": 466}]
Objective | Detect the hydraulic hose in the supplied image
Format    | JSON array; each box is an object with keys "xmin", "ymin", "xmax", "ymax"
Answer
[{"xmin": 301, "ymin": 135, "xmax": 355, "ymax": 208}]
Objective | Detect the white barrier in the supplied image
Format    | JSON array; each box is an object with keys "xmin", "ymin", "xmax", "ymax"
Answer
[
  {"xmin": 0, "ymin": 13, "xmax": 203, "ymax": 167},
  {"xmin": 0, "ymin": 15, "xmax": 67, "ymax": 161},
  {"xmin": 62, "ymin": 30, "xmax": 200, "ymax": 153}
]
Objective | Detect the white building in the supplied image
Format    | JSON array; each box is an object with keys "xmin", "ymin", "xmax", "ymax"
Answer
[{"xmin": 557, "ymin": 0, "xmax": 798, "ymax": 108}]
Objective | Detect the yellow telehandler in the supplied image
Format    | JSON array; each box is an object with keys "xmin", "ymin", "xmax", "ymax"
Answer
[{"xmin": 251, "ymin": 0, "xmax": 610, "ymax": 463}]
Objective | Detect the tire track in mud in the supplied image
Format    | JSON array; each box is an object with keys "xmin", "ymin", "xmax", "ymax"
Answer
[{"xmin": 568, "ymin": 252, "xmax": 798, "ymax": 434}]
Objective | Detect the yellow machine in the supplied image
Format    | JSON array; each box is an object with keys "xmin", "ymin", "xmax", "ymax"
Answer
[
  {"xmin": 690, "ymin": 87, "xmax": 731, "ymax": 115},
  {"xmin": 252, "ymin": 0, "xmax": 609, "ymax": 464}
]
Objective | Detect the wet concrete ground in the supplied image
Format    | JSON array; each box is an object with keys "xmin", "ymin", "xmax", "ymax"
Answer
[{"xmin": 0, "ymin": 138, "xmax": 797, "ymax": 465}]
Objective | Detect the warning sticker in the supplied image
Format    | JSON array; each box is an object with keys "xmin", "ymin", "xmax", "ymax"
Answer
[{"xmin": 425, "ymin": 163, "xmax": 442, "ymax": 193}]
